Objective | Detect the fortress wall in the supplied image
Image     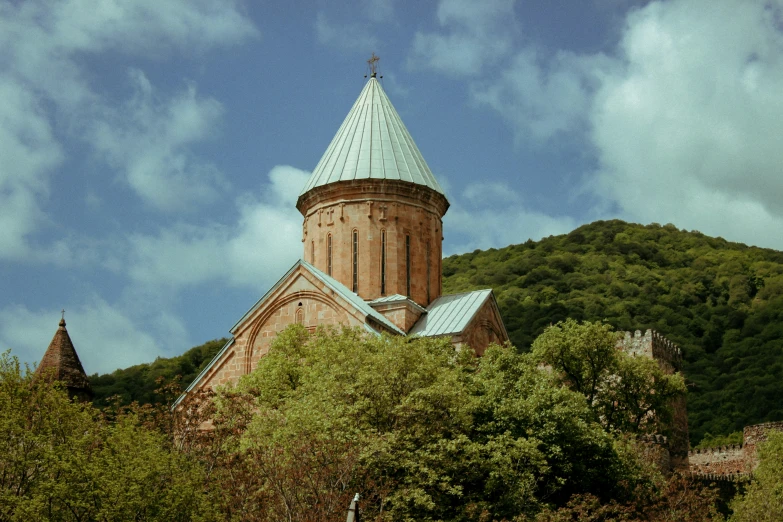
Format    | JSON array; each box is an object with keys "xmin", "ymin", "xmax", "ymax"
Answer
[{"xmin": 689, "ymin": 444, "xmax": 747, "ymax": 475}]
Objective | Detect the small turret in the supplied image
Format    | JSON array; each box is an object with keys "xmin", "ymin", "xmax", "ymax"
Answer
[{"xmin": 36, "ymin": 316, "xmax": 92, "ymax": 401}]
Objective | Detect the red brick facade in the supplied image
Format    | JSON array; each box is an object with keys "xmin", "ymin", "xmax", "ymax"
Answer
[{"xmin": 297, "ymin": 179, "xmax": 448, "ymax": 307}]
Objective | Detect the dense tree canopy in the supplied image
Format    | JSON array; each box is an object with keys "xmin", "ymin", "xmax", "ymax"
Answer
[{"xmin": 442, "ymin": 220, "xmax": 783, "ymax": 444}]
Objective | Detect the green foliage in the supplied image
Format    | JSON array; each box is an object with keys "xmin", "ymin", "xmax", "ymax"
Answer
[
  {"xmin": 694, "ymin": 431, "xmax": 744, "ymax": 450},
  {"xmin": 0, "ymin": 351, "xmax": 210, "ymax": 521},
  {"xmin": 203, "ymin": 325, "xmax": 700, "ymax": 521},
  {"xmin": 730, "ymin": 431, "xmax": 783, "ymax": 521},
  {"xmin": 442, "ymin": 220, "xmax": 783, "ymax": 444},
  {"xmin": 532, "ymin": 320, "xmax": 685, "ymax": 438},
  {"xmin": 89, "ymin": 337, "xmax": 226, "ymax": 408}
]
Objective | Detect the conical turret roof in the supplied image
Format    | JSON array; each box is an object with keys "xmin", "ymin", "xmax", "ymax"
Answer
[
  {"xmin": 300, "ymin": 77, "xmax": 446, "ymax": 196},
  {"xmin": 36, "ymin": 318, "xmax": 92, "ymax": 393}
]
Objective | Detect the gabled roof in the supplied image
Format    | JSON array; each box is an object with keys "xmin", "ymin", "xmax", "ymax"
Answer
[
  {"xmin": 36, "ymin": 319, "xmax": 91, "ymax": 392},
  {"xmin": 300, "ymin": 77, "xmax": 445, "ymax": 196},
  {"xmin": 174, "ymin": 259, "xmax": 405, "ymax": 408},
  {"xmin": 231, "ymin": 260, "xmax": 405, "ymax": 336},
  {"xmin": 408, "ymin": 289, "xmax": 496, "ymax": 338}
]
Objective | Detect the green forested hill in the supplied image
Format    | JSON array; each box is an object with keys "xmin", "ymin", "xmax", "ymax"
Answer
[
  {"xmin": 442, "ymin": 220, "xmax": 783, "ymax": 444},
  {"xmin": 89, "ymin": 220, "xmax": 783, "ymax": 446},
  {"xmin": 89, "ymin": 338, "xmax": 226, "ymax": 408}
]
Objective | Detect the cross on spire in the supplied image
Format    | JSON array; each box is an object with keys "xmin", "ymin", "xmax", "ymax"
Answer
[
  {"xmin": 367, "ymin": 53, "xmax": 380, "ymax": 78},
  {"xmin": 61, "ymin": 309, "xmax": 65, "ymax": 320}
]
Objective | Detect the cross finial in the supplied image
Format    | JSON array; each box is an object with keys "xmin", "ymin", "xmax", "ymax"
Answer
[
  {"xmin": 61, "ymin": 309, "xmax": 65, "ymax": 320},
  {"xmin": 367, "ymin": 53, "xmax": 380, "ymax": 77}
]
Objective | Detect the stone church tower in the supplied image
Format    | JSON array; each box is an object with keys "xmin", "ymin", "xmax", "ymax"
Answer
[
  {"xmin": 177, "ymin": 68, "xmax": 509, "ymax": 403},
  {"xmin": 297, "ymin": 72, "xmax": 449, "ymax": 307}
]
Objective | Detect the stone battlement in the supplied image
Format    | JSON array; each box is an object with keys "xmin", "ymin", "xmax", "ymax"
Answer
[
  {"xmin": 689, "ymin": 422, "xmax": 783, "ymax": 477},
  {"xmin": 689, "ymin": 443, "xmax": 743, "ymax": 456},
  {"xmin": 617, "ymin": 329, "xmax": 683, "ymax": 372}
]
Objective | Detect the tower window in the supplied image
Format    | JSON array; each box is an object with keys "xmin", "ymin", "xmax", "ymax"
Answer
[
  {"xmin": 327, "ymin": 234, "xmax": 332, "ymax": 276},
  {"xmin": 426, "ymin": 240, "xmax": 431, "ymax": 303},
  {"xmin": 352, "ymin": 229, "xmax": 359, "ymax": 293},
  {"xmin": 311, "ymin": 240, "xmax": 314, "ymax": 264},
  {"xmin": 380, "ymin": 229, "xmax": 386, "ymax": 295},
  {"xmin": 406, "ymin": 234, "xmax": 411, "ymax": 297}
]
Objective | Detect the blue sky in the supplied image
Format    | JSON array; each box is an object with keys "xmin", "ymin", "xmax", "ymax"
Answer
[{"xmin": 3, "ymin": 0, "xmax": 783, "ymax": 374}]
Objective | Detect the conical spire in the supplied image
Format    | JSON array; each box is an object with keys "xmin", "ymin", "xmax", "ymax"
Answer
[
  {"xmin": 300, "ymin": 77, "xmax": 446, "ymax": 196},
  {"xmin": 36, "ymin": 317, "xmax": 92, "ymax": 399}
]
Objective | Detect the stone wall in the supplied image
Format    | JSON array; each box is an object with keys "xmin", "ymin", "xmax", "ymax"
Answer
[
  {"xmin": 193, "ymin": 267, "xmax": 369, "ymax": 391},
  {"xmin": 455, "ymin": 297, "xmax": 507, "ymax": 356},
  {"xmin": 617, "ymin": 329, "xmax": 689, "ymax": 470},
  {"xmin": 298, "ymin": 179, "xmax": 448, "ymax": 307},
  {"xmin": 689, "ymin": 444, "xmax": 747, "ymax": 475},
  {"xmin": 688, "ymin": 422, "xmax": 783, "ymax": 478}
]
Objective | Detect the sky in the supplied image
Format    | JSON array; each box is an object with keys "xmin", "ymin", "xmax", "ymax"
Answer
[{"xmin": 2, "ymin": 0, "xmax": 783, "ymax": 374}]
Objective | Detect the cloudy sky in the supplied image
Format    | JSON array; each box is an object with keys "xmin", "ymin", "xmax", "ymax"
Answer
[{"xmin": 2, "ymin": 0, "xmax": 782, "ymax": 374}]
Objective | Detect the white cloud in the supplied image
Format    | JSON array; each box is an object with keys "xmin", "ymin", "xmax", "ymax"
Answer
[
  {"xmin": 91, "ymin": 69, "xmax": 229, "ymax": 211},
  {"xmin": 0, "ymin": 299, "xmax": 168, "ymax": 374},
  {"xmin": 444, "ymin": 182, "xmax": 576, "ymax": 254},
  {"xmin": 0, "ymin": 78, "xmax": 63, "ymax": 259},
  {"xmin": 124, "ymin": 166, "xmax": 308, "ymax": 291},
  {"xmin": 409, "ymin": 0, "xmax": 515, "ymax": 77},
  {"xmin": 472, "ymin": 48, "xmax": 615, "ymax": 142},
  {"xmin": 0, "ymin": 0, "xmax": 258, "ymax": 257},
  {"xmin": 420, "ymin": 0, "xmax": 783, "ymax": 250},
  {"xmin": 591, "ymin": 0, "xmax": 783, "ymax": 248}
]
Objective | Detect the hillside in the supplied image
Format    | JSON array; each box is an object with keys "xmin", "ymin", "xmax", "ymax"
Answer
[
  {"xmin": 89, "ymin": 338, "xmax": 226, "ymax": 408},
  {"xmin": 88, "ymin": 220, "xmax": 783, "ymax": 445},
  {"xmin": 442, "ymin": 220, "xmax": 783, "ymax": 444}
]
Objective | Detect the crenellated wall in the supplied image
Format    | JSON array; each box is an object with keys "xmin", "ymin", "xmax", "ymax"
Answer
[{"xmin": 689, "ymin": 421, "xmax": 783, "ymax": 480}]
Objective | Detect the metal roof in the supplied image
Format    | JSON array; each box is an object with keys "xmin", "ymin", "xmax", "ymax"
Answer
[
  {"xmin": 302, "ymin": 261, "xmax": 406, "ymax": 335},
  {"xmin": 368, "ymin": 294, "xmax": 427, "ymax": 313},
  {"xmin": 174, "ymin": 260, "xmax": 405, "ymax": 408},
  {"xmin": 408, "ymin": 289, "xmax": 493, "ymax": 337},
  {"xmin": 230, "ymin": 259, "xmax": 405, "ymax": 336},
  {"xmin": 300, "ymin": 77, "xmax": 445, "ymax": 196}
]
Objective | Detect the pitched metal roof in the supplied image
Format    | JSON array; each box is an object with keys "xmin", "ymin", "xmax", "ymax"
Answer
[
  {"xmin": 300, "ymin": 77, "xmax": 445, "ymax": 196},
  {"xmin": 175, "ymin": 260, "xmax": 406, "ymax": 408},
  {"xmin": 408, "ymin": 289, "xmax": 493, "ymax": 337},
  {"xmin": 36, "ymin": 319, "xmax": 92, "ymax": 392},
  {"xmin": 303, "ymin": 261, "xmax": 405, "ymax": 335},
  {"xmin": 368, "ymin": 294, "xmax": 427, "ymax": 313}
]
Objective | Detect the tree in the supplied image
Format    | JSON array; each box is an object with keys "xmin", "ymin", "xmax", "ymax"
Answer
[
  {"xmin": 204, "ymin": 325, "xmax": 660, "ymax": 521},
  {"xmin": 0, "ymin": 351, "xmax": 210, "ymax": 522},
  {"xmin": 730, "ymin": 430, "xmax": 783, "ymax": 521},
  {"xmin": 531, "ymin": 320, "xmax": 685, "ymax": 437}
]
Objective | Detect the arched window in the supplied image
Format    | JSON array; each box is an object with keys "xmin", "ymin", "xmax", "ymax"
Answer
[
  {"xmin": 327, "ymin": 234, "xmax": 333, "ymax": 276},
  {"xmin": 380, "ymin": 229, "xmax": 387, "ymax": 295},
  {"xmin": 295, "ymin": 307, "xmax": 304, "ymax": 325},
  {"xmin": 405, "ymin": 234, "xmax": 411, "ymax": 297},
  {"xmin": 352, "ymin": 229, "xmax": 359, "ymax": 293}
]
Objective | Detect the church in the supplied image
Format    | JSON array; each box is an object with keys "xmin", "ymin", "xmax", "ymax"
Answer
[{"xmin": 176, "ymin": 68, "xmax": 509, "ymax": 402}]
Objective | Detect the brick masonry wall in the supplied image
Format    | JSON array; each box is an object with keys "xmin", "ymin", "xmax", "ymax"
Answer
[
  {"xmin": 460, "ymin": 298, "xmax": 507, "ymax": 356},
  {"xmin": 195, "ymin": 268, "xmax": 364, "ymax": 391},
  {"xmin": 299, "ymin": 180, "xmax": 447, "ymax": 307},
  {"xmin": 371, "ymin": 302, "xmax": 423, "ymax": 332}
]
